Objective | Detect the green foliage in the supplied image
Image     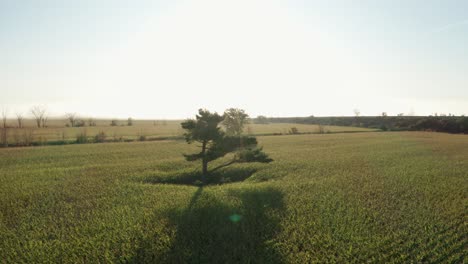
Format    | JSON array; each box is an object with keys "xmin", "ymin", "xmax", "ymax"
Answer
[
  {"xmin": 181, "ymin": 109, "xmax": 224, "ymax": 143},
  {"xmin": 181, "ymin": 109, "xmax": 272, "ymax": 180},
  {"xmin": 223, "ymin": 108, "xmax": 249, "ymax": 136},
  {"xmin": 255, "ymin": 115, "xmax": 269, "ymax": 124},
  {"xmin": 76, "ymin": 130, "xmax": 88, "ymax": 144},
  {"xmin": 237, "ymin": 147, "xmax": 273, "ymax": 163},
  {"xmin": 269, "ymin": 116, "xmax": 468, "ymax": 133}
]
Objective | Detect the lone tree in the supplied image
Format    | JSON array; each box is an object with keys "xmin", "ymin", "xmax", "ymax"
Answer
[
  {"xmin": 223, "ymin": 108, "xmax": 249, "ymax": 136},
  {"xmin": 181, "ymin": 109, "xmax": 272, "ymax": 183}
]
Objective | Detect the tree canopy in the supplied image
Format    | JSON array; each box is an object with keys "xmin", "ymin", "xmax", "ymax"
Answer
[
  {"xmin": 223, "ymin": 108, "xmax": 249, "ymax": 136},
  {"xmin": 181, "ymin": 109, "xmax": 272, "ymax": 183}
]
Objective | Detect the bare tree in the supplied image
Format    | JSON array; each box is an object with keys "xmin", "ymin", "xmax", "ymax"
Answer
[
  {"xmin": 42, "ymin": 115, "xmax": 48, "ymax": 128},
  {"xmin": 353, "ymin": 108, "xmax": 361, "ymax": 126},
  {"xmin": 16, "ymin": 112, "xmax": 24, "ymax": 128},
  {"xmin": 1, "ymin": 107, "xmax": 8, "ymax": 147},
  {"xmin": 353, "ymin": 108, "xmax": 361, "ymax": 117},
  {"xmin": 65, "ymin": 113, "xmax": 78, "ymax": 127},
  {"xmin": 1, "ymin": 107, "xmax": 7, "ymax": 128},
  {"xmin": 30, "ymin": 106, "xmax": 47, "ymax": 128}
]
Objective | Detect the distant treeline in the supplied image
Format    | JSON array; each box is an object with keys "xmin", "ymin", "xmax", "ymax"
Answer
[{"xmin": 256, "ymin": 116, "xmax": 468, "ymax": 134}]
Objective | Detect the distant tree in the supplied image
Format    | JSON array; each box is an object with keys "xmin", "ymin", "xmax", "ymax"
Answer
[
  {"xmin": 30, "ymin": 106, "xmax": 48, "ymax": 128},
  {"xmin": 1, "ymin": 107, "xmax": 7, "ymax": 128},
  {"xmin": 353, "ymin": 109, "xmax": 361, "ymax": 126},
  {"xmin": 87, "ymin": 118, "xmax": 96, "ymax": 127},
  {"xmin": 75, "ymin": 119, "xmax": 85, "ymax": 127},
  {"xmin": 1, "ymin": 107, "xmax": 8, "ymax": 147},
  {"xmin": 254, "ymin": 115, "xmax": 269, "ymax": 124},
  {"xmin": 65, "ymin": 113, "xmax": 78, "ymax": 127},
  {"xmin": 397, "ymin": 113, "xmax": 404, "ymax": 117},
  {"xmin": 289, "ymin": 127, "xmax": 299, "ymax": 134},
  {"xmin": 110, "ymin": 119, "xmax": 118, "ymax": 126},
  {"xmin": 181, "ymin": 109, "xmax": 272, "ymax": 183},
  {"xmin": 353, "ymin": 109, "xmax": 360, "ymax": 117},
  {"xmin": 16, "ymin": 112, "xmax": 24, "ymax": 128},
  {"xmin": 223, "ymin": 108, "xmax": 249, "ymax": 136},
  {"xmin": 127, "ymin": 117, "xmax": 133, "ymax": 126},
  {"xmin": 42, "ymin": 115, "xmax": 48, "ymax": 128},
  {"xmin": 380, "ymin": 112, "xmax": 388, "ymax": 131}
]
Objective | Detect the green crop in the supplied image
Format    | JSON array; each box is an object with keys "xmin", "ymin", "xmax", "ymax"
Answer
[{"xmin": 0, "ymin": 132, "xmax": 466, "ymax": 263}]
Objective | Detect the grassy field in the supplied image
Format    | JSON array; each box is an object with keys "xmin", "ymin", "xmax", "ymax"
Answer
[
  {"xmin": 3, "ymin": 119, "xmax": 375, "ymax": 144},
  {"xmin": 0, "ymin": 132, "xmax": 466, "ymax": 263}
]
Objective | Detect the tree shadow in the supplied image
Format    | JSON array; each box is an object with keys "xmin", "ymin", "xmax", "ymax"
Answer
[
  {"xmin": 132, "ymin": 186, "xmax": 285, "ymax": 263},
  {"xmin": 143, "ymin": 167, "xmax": 259, "ymax": 186}
]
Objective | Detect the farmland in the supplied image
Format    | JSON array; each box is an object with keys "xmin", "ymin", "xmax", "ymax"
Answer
[
  {"xmin": 2, "ymin": 119, "xmax": 375, "ymax": 145},
  {"xmin": 0, "ymin": 131, "xmax": 466, "ymax": 263}
]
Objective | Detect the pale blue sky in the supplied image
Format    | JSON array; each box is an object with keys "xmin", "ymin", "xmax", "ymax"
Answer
[{"xmin": 1, "ymin": 0, "xmax": 467, "ymax": 118}]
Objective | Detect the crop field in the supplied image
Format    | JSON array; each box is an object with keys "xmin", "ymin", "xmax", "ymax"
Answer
[
  {"xmin": 0, "ymin": 132, "xmax": 466, "ymax": 263},
  {"xmin": 3, "ymin": 120, "xmax": 375, "ymax": 144}
]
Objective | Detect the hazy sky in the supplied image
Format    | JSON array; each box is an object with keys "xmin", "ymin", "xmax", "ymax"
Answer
[{"xmin": 1, "ymin": 0, "xmax": 467, "ymax": 118}]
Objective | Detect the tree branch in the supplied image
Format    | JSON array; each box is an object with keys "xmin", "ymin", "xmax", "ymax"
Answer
[{"xmin": 211, "ymin": 159, "xmax": 238, "ymax": 172}]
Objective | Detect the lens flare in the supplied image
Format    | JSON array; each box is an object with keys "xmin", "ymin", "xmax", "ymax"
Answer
[{"xmin": 229, "ymin": 214, "xmax": 242, "ymax": 223}]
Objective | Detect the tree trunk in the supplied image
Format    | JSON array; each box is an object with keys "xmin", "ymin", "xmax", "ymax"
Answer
[{"xmin": 211, "ymin": 159, "xmax": 236, "ymax": 172}]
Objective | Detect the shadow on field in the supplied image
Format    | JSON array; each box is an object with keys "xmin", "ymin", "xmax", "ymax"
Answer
[
  {"xmin": 133, "ymin": 187, "xmax": 285, "ymax": 263},
  {"xmin": 144, "ymin": 167, "xmax": 259, "ymax": 186}
]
